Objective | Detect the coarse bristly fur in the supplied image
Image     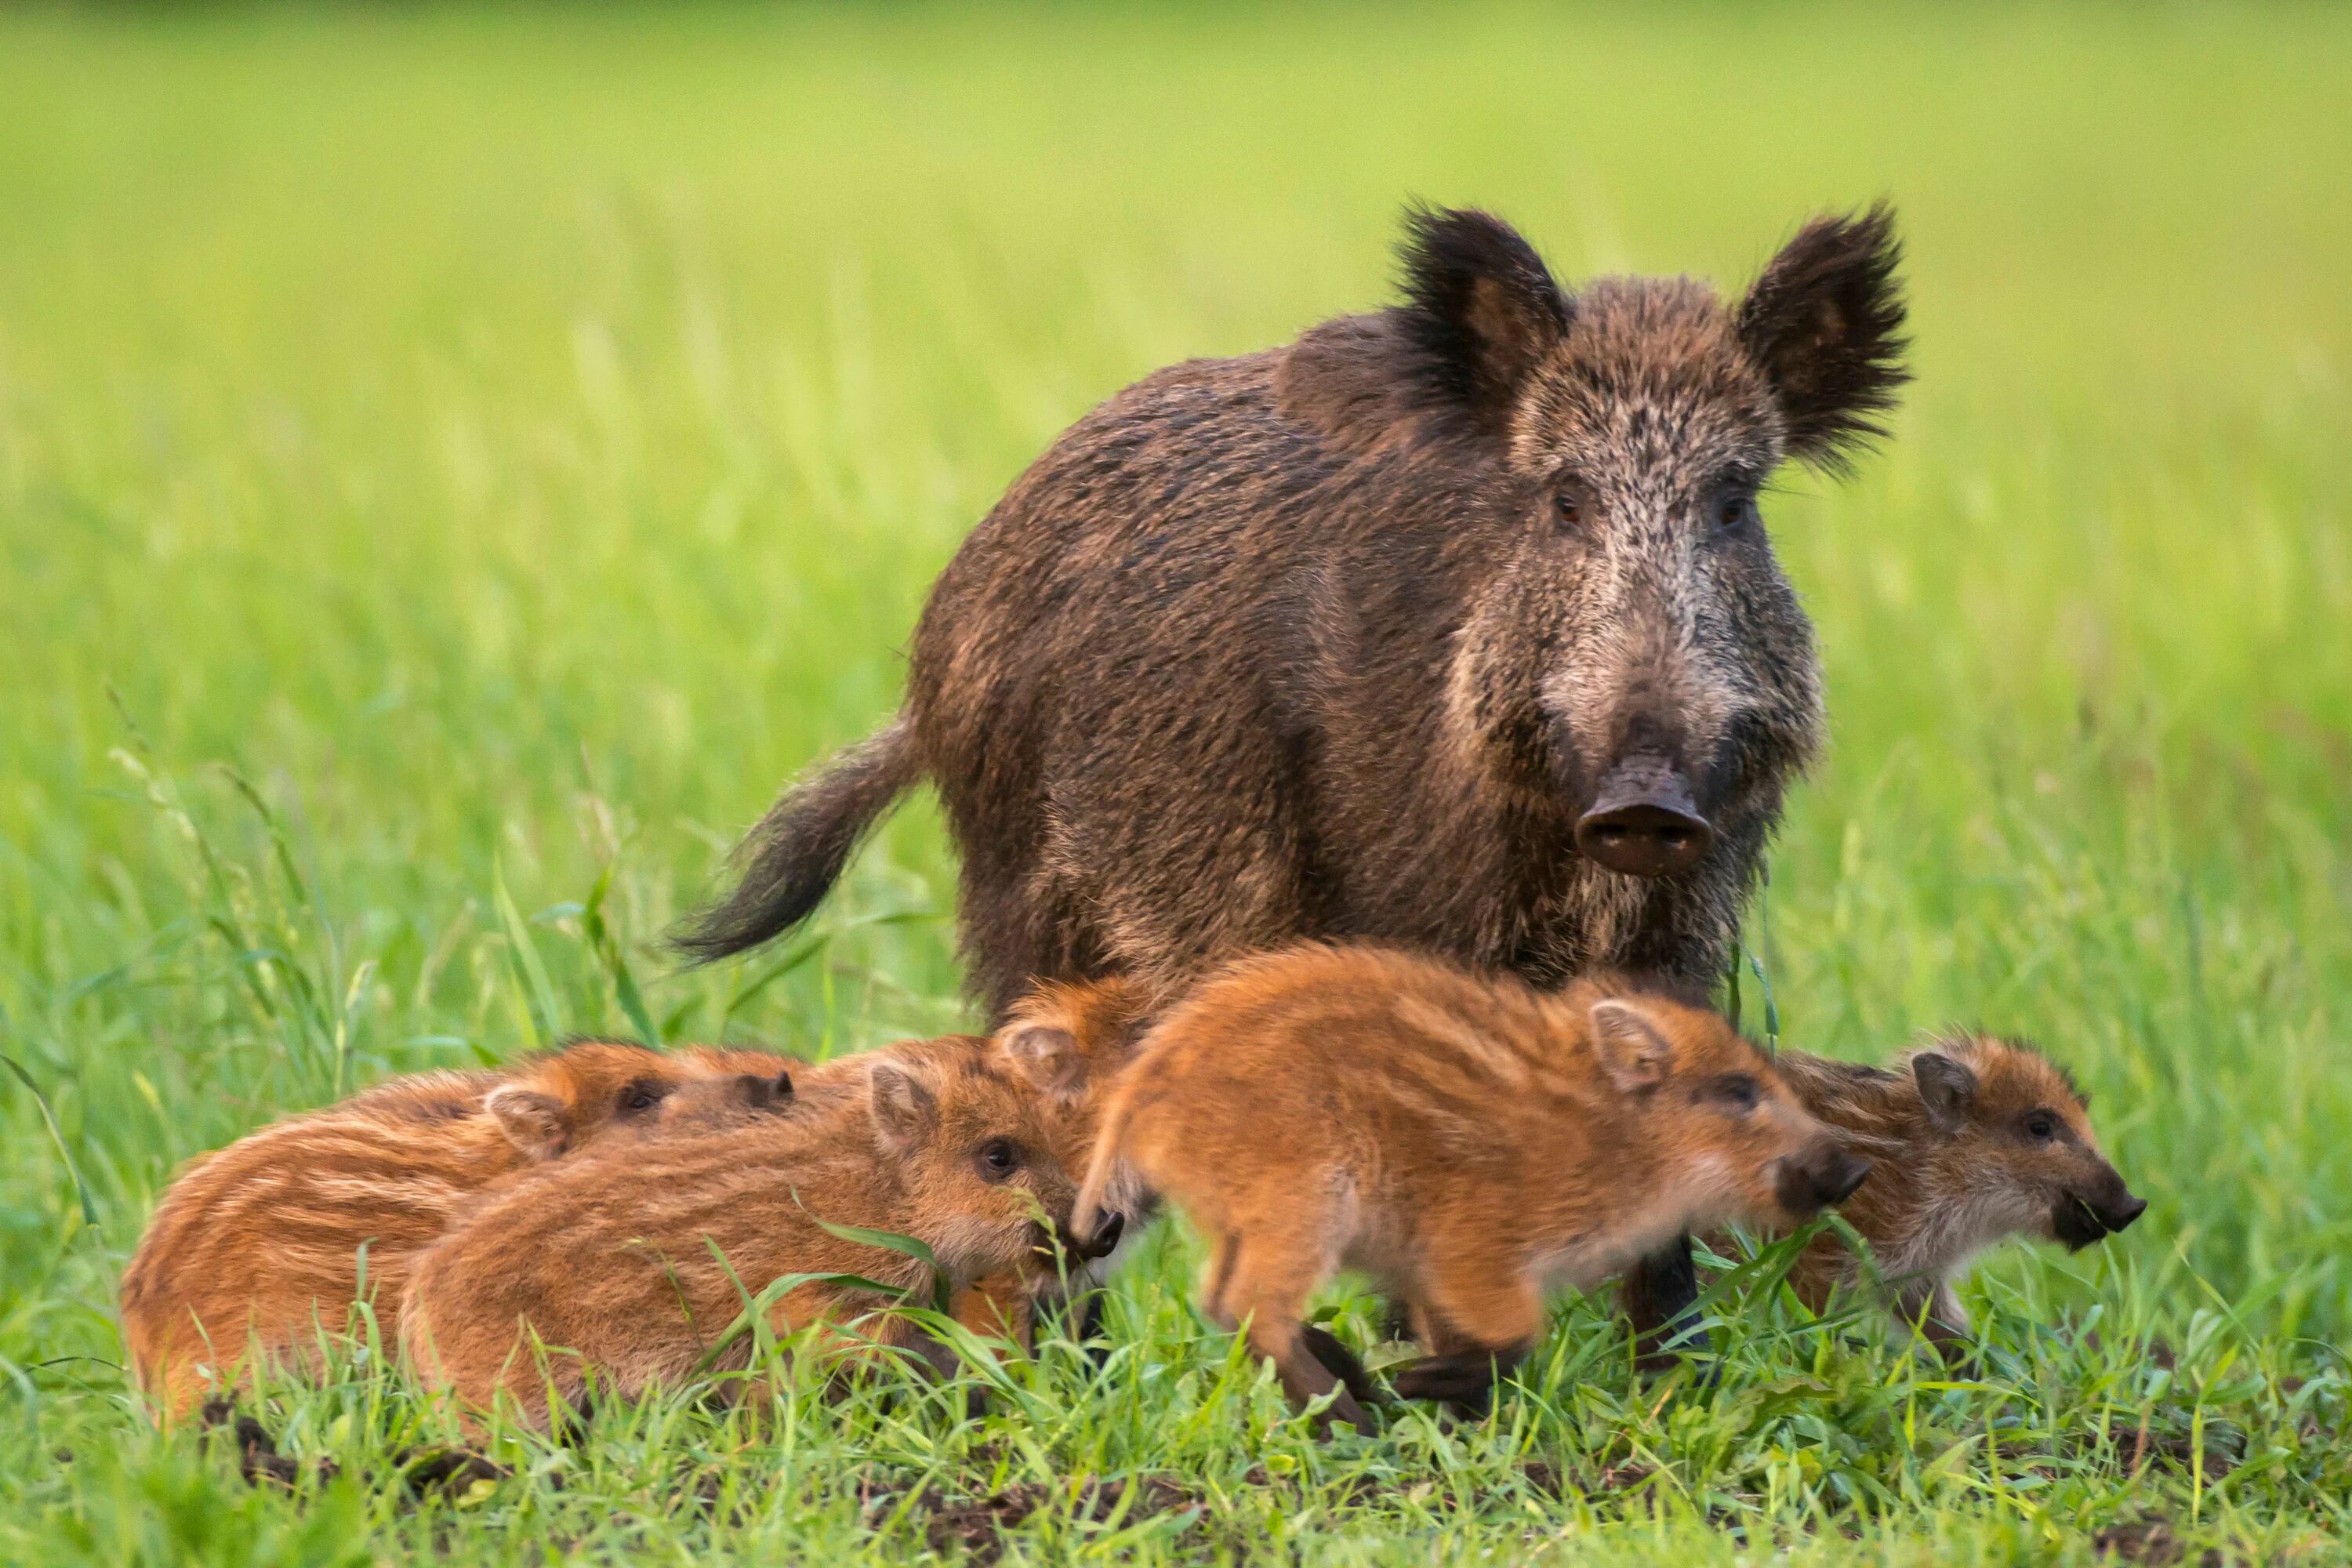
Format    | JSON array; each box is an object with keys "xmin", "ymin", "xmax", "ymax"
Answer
[
  {"xmin": 679, "ymin": 202, "xmax": 1910, "ymax": 1017},
  {"xmin": 1073, "ymin": 945, "xmax": 1871, "ymax": 1435},
  {"xmin": 1757, "ymin": 1033, "xmax": 2145, "ymax": 1353},
  {"xmin": 398, "ymin": 1032, "xmax": 1099, "ymax": 1428},
  {"xmin": 118, "ymin": 1040, "xmax": 795, "ymax": 1421}
]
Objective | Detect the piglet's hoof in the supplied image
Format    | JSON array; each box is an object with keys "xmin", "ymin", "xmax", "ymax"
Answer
[{"xmin": 1299, "ymin": 1325, "xmax": 1387, "ymax": 1410}]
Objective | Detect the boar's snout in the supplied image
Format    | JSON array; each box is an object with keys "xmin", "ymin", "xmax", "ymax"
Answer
[
  {"xmin": 1574, "ymin": 756, "xmax": 1715, "ymax": 878},
  {"xmin": 1777, "ymin": 1144, "xmax": 1872, "ymax": 1218}
]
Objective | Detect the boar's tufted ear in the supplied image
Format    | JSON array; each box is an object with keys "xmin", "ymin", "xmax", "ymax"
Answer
[
  {"xmin": 1737, "ymin": 204, "xmax": 1911, "ymax": 473},
  {"xmin": 1912, "ymin": 1051, "xmax": 1979, "ymax": 1134},
  {"xmin": 1589, "ymin": 999, "xmax": 1675, "ymax": 1095},
  {"xmin": 999, "ymin": 1022, "xmax": 1085, "ymax": 1098},
  {"xmin": 1395, "ymin": 205, "xmax": 1572, "ymax": 430},
  {"xmin": 485, "ymin": 1086, "xmax": 570, "ymax": 1160},
  {"xmin": 868, "ymin": 1061, "xmax": 939, "ymax": 1152}
]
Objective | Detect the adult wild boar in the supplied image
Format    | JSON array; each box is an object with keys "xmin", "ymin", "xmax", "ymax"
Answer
[
  {"xmin": 687, "ymin": 204, "xmax": 1905, "ymax": 1017},
  {"xmin": 684, "ymin": 203, "xmax": 1907, "ymax": 1352}
]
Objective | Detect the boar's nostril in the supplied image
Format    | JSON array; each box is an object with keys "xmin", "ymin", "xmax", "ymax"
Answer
[
  {"xmin": 1575, "ymin": 758, "xmax": 1714, "ymax": 878},
  {"xmin": 2108, "ymin": 1195, "xmax": 2148, "ymax": 1232}
]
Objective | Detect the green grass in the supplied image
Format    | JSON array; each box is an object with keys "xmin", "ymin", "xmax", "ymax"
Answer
[{"xmin": 3, "ymin": 3, "xmax": 2349, "ymax": 1562}]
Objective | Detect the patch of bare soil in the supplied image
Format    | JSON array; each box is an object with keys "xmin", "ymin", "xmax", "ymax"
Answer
[
  {"xmin": 881, "ymin": 1475, "xmax": 1200, "ymax": 1564},
  {"xmin": 2091, "ymin": 1516, "xmax": 2227, "ymax": 1566}
]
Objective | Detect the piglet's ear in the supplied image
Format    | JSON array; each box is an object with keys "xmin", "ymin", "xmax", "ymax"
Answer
[
  {"xmin": 1912, "ymin": 1051, "xmax": 1978, "ymax": 1134},
  {"xmin": 1000, "ymin": 1022, "xmax": 1084, "ymax": 1098},
  {"xmin": 1396, "ymin": 205, "xmax": 1572, "ymax": 429},
  {"xmin": 737, "ymin": 1069, "xmax": 793, "ymax": 1112},
  {"xmin": 1589, "ymin": 1000, "xmax": 1675, "ymax": 1095},
  {"xmin": 868, "ymin": 1062, "xmax": 938, "ymax": 1152},
  {"xmin": 1737, "ymin": 204, "xmax": 1910, "ymax": 473},
  {"xmin": 485, "ymin": 1087, "xmax": 569, "ymax": 1160}
]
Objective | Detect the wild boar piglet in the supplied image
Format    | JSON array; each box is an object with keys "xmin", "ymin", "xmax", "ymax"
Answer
[
  {"xmin": 765, "ymin": 995, "xmax": 1146, "ymax": 1348},
  {"xmin": 1759, "ymin": 1034, "xmax": 2144, "ymax": 1352},
  {"xmin": 119, "ymin": 1039, "xmax": 790, "ymax": 1420},
  {"xmin": 400, "ymin": 1030, "xmax": 1117, "ymax": 1426},
  {"xmin": 1075, "ymin": 944, "xmax": 1869, "ymax": 1433}
]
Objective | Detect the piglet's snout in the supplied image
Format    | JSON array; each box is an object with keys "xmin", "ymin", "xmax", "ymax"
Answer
[
  {"xmin": 1777, "ymin": 1145, "xmax": 1872, "ymax": 1216},
  {"xmin": 1075, "ymin": 1210, "xmax": 1126, "ymax": 1261}
]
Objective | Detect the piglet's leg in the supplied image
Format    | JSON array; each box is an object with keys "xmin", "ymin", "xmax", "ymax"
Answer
[
  {"xmin": 1298, "ymin": 1325, "xmax": 1386, "ymax": 1410},
  {"xmin": 1398, "ymin": 1265, "xmax": 1545, "ymax": 1417},
  {"xmin": 1390, "ymin": 1343, "xmax": 1530, "ymax": 1417},
  {"xmin": 1893, "ymin": 1279, "xmax": 1976, "ymax": 1369},
  {"xmin": 1200, "ymin": 1227, "xmax": 1369, "ymax": 1437},
  {"xmin": 950, "ymin": 1274, "xmax": 1034, "ymax": 1349}
]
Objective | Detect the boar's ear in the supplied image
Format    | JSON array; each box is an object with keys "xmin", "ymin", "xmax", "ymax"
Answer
[
  {"xmin": 868, "ymin": 1061, "xmax": 939, "ymax": 1152},
  {"xmin": 1396, "ymin": 205, "xmax": 1572, "ymax": 430},
  {"xmin": 1737, "ymin": 204, "xmax": 1910, "ymax": 473},
  {"xmin": 1589, "ymin": 1000, "xmax": 1675, "ymax": 1095},
  {"xmin": 1000, "ymin": 1022, "xmax": 1085, "ymax": 1098},
  {"xmin": 485, "ymin": 1086, "xmax": 570, "ymax": 1160},
  {"xmin": 1911, "ymin": 1051, "xmax": 1979, "ymax": 1134}
]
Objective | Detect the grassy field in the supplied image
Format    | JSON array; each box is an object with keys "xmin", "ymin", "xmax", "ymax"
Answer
[{"xmin": 3, "ymin": 4, "xmax": 2350, "ymax": 1562}]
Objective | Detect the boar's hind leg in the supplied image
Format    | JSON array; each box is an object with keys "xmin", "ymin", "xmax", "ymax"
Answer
[{"xmin": 1621, "ymin": 1234, "xmax": 1711, "ymax": 1373}]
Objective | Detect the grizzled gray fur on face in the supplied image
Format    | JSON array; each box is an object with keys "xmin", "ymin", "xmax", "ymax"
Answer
[{"xmin": 682, "ymin": 204, "xmax": 1907, "ymax": 1020}]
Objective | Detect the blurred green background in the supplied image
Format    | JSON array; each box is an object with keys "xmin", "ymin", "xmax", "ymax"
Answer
[{"xmin": 2, "ymin": 5, "xmax": 2347, "ymax": 1560}]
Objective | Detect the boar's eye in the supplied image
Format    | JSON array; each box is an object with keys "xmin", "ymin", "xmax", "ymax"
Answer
[
  {"xmin": 2022, "ymin": 1109, "xmax": 2059, "ymax": 1142},
  {"xmin": 1713, "ymin": 491, "xmax": 1760, "ymax": 538},
  {"xmin": 617, "ymin": 1080, "xmax": 669, "ymax": 1116},
  {"xmin": 975, "ymin": 1138, "xmax": 1024, "ymax": 1182},
  {"xmin": 1552, "ymin": 477, "xmax": 1594, "ymax": 532},
  {"xmin": 1708, "ymin": 1073, "xmax": 1762, "ymax": 1112}
]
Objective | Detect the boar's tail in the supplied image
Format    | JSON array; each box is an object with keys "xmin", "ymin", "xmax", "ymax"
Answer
[{"xmin": 673, "ymin": 716, "xmax": 920, "ymax": 964}]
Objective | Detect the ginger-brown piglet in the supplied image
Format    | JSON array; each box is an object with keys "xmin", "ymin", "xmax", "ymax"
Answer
[
  {"xmin": 119, "ymin": 1040, "xmax": 793, "ymax": 1420},
  {"xmin": 1759, "ymin": 1033, "xmax": 2144, "ymax": 1353},
  {"xmin": 1074, "ymin": 944, "xmax": 1870, "ymax": 1432},
  {"xmin": 400, "ymin": 1030, "xmax": 1115, "ymax": 1426}
]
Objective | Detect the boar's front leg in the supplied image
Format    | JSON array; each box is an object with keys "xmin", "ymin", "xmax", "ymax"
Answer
[{"xmin": 1621, "ymin": 1234, "xmax": 1711, "ymax": 1372}]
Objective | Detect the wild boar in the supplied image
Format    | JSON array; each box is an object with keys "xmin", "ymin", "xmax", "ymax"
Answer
[{"xmin": 683, "ymin": 202, "xmax": 1907, "ymax": 1345}]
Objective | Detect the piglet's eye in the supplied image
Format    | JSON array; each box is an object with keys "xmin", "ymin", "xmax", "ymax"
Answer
[
  {"xmin": 618, "ymin": 1081, "xmax": 666, "ymax": 1114},
  {"xmin": 2024, "ymin": 1111, "xmax": 2057, "ymax": 1142},
  {"xmin": 1711, "ymin": 1074, "xmax": 1761, "ymax": 1112},
  {"xmin": 975, "ymin": 1138, "xmax": 1023, "ymax": 1182}
]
